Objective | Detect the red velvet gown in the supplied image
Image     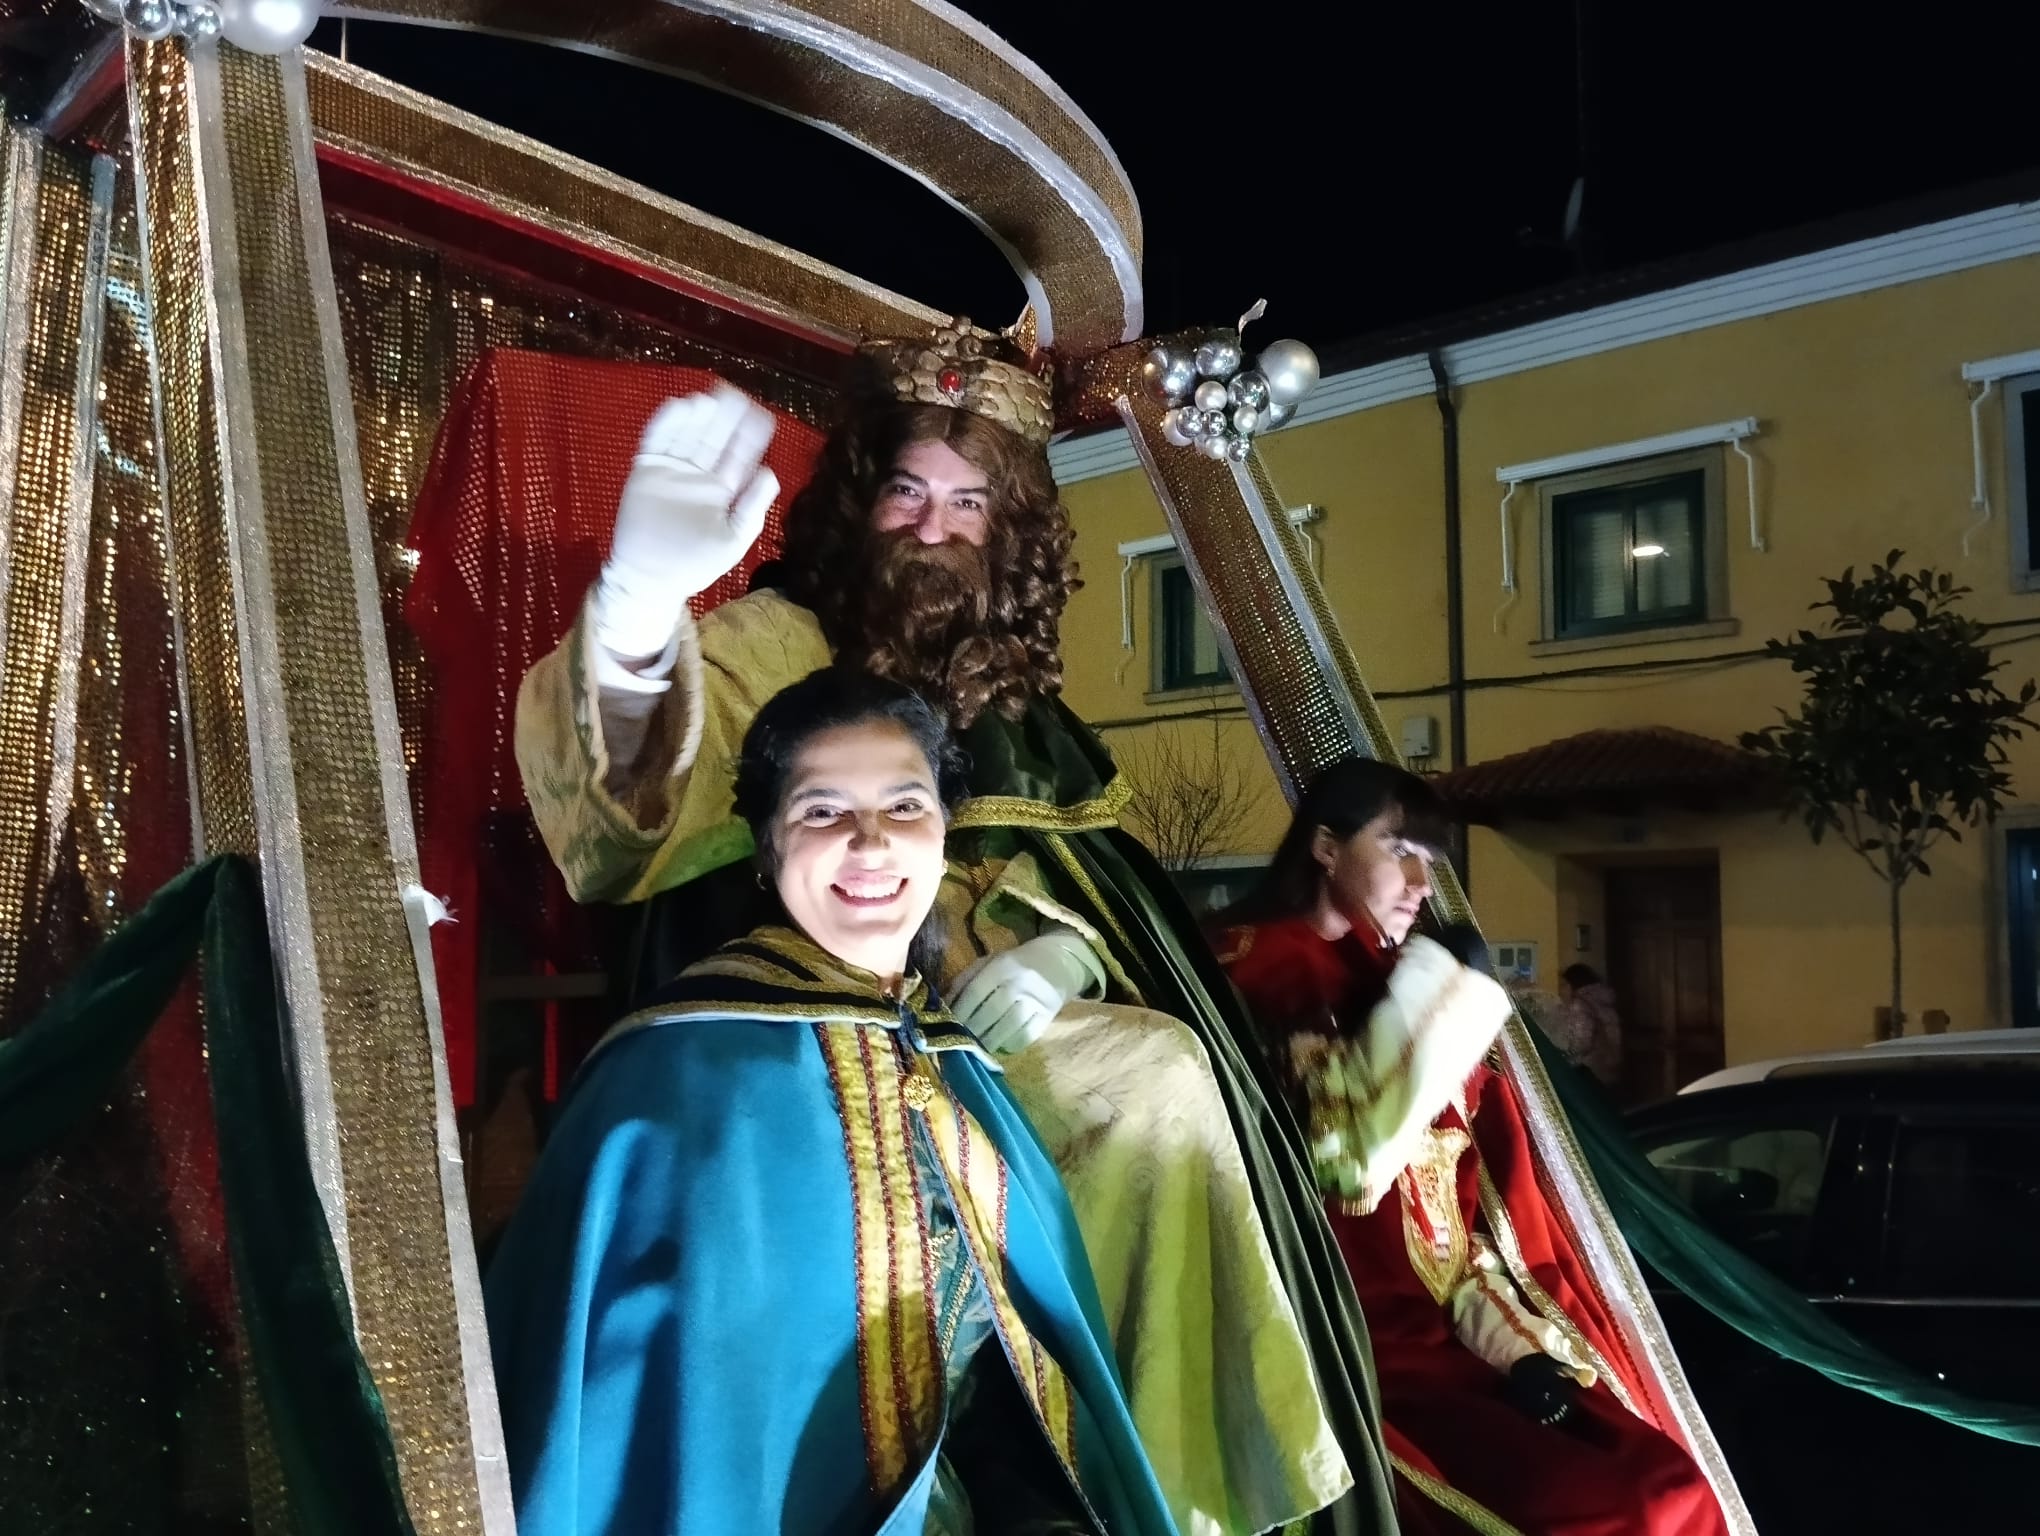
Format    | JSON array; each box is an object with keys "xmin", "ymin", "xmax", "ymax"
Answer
[{"xmin": 1218, "ymin": 915, "xmax": 1727, "ymax": 1536}]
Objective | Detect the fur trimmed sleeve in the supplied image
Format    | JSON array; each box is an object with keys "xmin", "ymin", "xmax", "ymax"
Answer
[{"xmin": 1296, "ymin": 937, "xmax": 1512, "ymax": 1210}]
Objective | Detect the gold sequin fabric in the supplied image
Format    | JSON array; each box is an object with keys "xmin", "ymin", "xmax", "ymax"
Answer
[{"xmin": 0, "ymin": 124, "xmax": 253, "ymax": 1529}]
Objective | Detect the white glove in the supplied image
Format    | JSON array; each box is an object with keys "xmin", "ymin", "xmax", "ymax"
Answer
[
  {"xmin": 949, "ymin": 931, "xmax": 1101, "ymax": 1056},
  {"xmin": 590, "ymin": 383, "xmax": 780, "ymax": 660}
]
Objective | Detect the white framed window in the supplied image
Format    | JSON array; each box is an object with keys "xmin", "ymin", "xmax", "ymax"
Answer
[
  {"xmin": 2003, "ymin": 372, "xmax": 2040, "ymax": 591},
  {"xmin": 1534, "ymin": 446, "xmax": 1733, "ymax": 652},
  {"xmin": 1995, "ymin": 815, "xmax": 2040, "ymax": 1030},
  {"xmin": 1147, "ymin": 551, "xmax": 1231, "ymax": 696},
  {"xmin": 1493, "ymin": 942, "xmax": 1540, "ymax": 984}
]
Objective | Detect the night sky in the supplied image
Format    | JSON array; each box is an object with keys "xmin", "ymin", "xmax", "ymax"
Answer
[{"xmin": 310, "ymin": 4, "xmax": 2039, "ymax": 352}]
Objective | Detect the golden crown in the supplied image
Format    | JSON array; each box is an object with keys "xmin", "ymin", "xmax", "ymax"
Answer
[{"xmin": 853, "ymin": 317, "xmax": 1055, "ymax": 447}]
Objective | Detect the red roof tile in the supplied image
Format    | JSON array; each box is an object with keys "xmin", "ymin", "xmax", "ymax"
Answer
[{"xmin": 1429, "ymin": 727, "xmax": 1774, "ymax": 823}]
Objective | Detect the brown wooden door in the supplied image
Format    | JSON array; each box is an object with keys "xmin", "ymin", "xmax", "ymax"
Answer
[{"xmin": 1605, "ymin": 864, "xmax": 1724, "ymax": 1104}]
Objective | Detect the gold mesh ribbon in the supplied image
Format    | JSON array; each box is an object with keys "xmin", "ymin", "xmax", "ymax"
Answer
[
  {"xmin": 320, "ymin": 0, "xmax": 1141, "ymax": 350},
  {"xmin": 0, "ymin": 121, "xmax": 278, "ymax": 1526},
  {"xmin": 0, "ymin": 134, "xmax": 115, "ymax": 1026},
  {"xmin": 127, "ymin": 35, "xmax": 502, "ymax": 1532},
  {"xmin": 1085, "ymin": 340, "xmax": 1757, "ymax": 1535}
]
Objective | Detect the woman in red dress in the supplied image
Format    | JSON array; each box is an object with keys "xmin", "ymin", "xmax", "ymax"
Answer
[{"xmin": 1214, "ymin": 759, "xmax": 1727, "ymax": 1536}]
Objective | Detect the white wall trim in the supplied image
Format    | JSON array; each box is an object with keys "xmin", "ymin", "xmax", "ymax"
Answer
[
  {"xmin": 1963, "ymin": 348, "xmax": 2040, "ymax": 384},
  {"xmin": 1053, "ymin": 196, "xmax": 2040, "ymax": 485},
  {"xmin": 1494, "ymin": 418, "xmax": 1759, "ymax": 484}
]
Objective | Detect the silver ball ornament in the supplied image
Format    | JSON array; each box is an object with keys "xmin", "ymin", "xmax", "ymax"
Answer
[
  {"xmin": 1193, "ymin": 331, "xmax": 1243, "ymax": 381},
  {"xmin": 1162, "ymin": 406, "xmax": 1199, "ymax": 448},
  {"xmin": 1200, "ymin": 431, "xmax": 1233, "ymax": 461},
  {"xmin": 177, "ymin": 1, "xmax": 223, "ymax": 40},
  {"xmin": 1226, "ymin": 434, "xmax": 1253, "ymax": 464},
  {"xmin": 1193, "ymin": 378, "xmax": 1229, "ymax": 413},
  {"xmin": 1196, "ymin": 409, "xmax": 1229, "ymax": 439},
  {"xmin": 1230, "ymin": 402, "xmax": 1261, "ymax": 437},
  {"xmin": 1228, "ymin": 369, "xmax": 1271, "ymax": 411},
  {"xmin": 127, "ymin": 0, "xmax": 177, "ymax": 40},
  {"xmin": 1257, "ymin": 339, "xmax": 1321, "ymax": 407},
  {"xmin": 215, "ymin": 0, "xmax": 319, "ymax": 53},
  {"xmin": 1260, "ymin": 398, "xmax": 1296, "ymax": 431},
  {"xmin": 1140, "ymin": 344, "xmax": 1197, "ymax": 405}
]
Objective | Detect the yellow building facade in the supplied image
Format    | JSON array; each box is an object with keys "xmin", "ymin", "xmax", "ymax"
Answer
[{"xmin": 1052, "ymin": 197, "xmax": 2040, "ymax": 1083}]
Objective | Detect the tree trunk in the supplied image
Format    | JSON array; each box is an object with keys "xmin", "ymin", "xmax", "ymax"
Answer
[{"xmin": 1889, "ymin": 875, "xmax": 1904, "ymax": 1038}]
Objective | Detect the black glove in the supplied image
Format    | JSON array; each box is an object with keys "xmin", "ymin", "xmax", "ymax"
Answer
[
  {"xmin": 1506, "ymin": 1354, "xmax": 1578, "ymax": 1426},
  {"xmin": 1434, "ymin": 921, "xmax": 1490, "ymax": 975}
]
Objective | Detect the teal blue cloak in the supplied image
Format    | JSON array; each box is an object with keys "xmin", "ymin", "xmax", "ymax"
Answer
[{"xmin": 484, "ymin": 930, "xmax": 1178, "ymax": 1535}]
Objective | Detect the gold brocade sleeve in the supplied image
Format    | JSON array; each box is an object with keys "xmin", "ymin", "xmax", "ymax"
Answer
[
  {"xmin": 933, "ymin": 847, "xmax": 1135, "ymax": 1001},
  {"xmin": 513, "ymin": 589, "xmax": 832, "ymax": 904}
]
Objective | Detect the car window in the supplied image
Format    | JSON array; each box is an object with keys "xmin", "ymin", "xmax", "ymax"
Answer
[
  {"xmin": 1882, "ymin": 1118, "xmax": 2040, "ymax": 1300},
  {"xmin": 1641, "ymin": 1119, "xmax": 1833, "ymax": 1282}
]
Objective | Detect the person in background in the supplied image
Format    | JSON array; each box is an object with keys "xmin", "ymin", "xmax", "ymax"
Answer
[{"xmin": 1556, "ymin": 963, "xmax": 1623, "ymax": 1088}]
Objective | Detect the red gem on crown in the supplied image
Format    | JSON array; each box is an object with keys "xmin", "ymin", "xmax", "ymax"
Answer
[{"xmin": 937, "ymin": 366, "xmax": 964, "ymax": 398}]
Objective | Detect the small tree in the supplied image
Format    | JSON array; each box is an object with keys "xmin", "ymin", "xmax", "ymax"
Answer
[
  {"xmin": 1118, "ymin": 715, "xmax": 1257, "ymax": 873},
  {"xmin": 1740, "ymin": 553, "xmax": 2035, "ymax": 1035}
]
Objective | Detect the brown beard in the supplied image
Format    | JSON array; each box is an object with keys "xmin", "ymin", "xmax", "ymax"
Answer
[{"xmin": 843, "ymin": 531, "xmax": 1023, "ymax": 726}]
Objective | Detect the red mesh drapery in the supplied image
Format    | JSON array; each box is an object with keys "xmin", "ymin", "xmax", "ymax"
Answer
[{"xmin": 403, "ymin": 349, "xmax": 824, "ymax": 1106}]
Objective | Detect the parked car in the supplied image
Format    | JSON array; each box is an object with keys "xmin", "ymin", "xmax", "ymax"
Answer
[{"xmin": 1627, "ymin": 1030, "xmax": 2040, "ymax": 1533}]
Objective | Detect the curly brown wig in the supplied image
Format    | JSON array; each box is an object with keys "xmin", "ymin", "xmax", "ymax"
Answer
[{"xmin": 779, "ymin": 400, "xmax": 1080, "ymax": 728}]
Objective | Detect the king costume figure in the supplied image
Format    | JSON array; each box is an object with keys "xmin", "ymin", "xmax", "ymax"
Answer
[{"xmin": 512, "ymin": 320, "xmax": 1391, "ymax": 1535}]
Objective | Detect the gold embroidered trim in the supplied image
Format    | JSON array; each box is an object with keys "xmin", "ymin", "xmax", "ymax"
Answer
[
  {"xmin": 1038, "ymin": 830, "xmax": 1140, "ymax": 963},
  {"xmin": 594, "ymin": 927, "xmax": 1001, "ymax": 1065},
  {"xmin": 815, "ymin": 1024, "xmax": 943, "ymax": 1496},
  {"xmin": 920, "ymin": 1073, "xmax": 1084, "ymax": 1485},
  {"xmin": 1399, "ymin": 1124, "xmax": 1473, "ymax": 1306},
  {"xmin": 1474, "ymin": 1270, "xmax": 1547, "ymax": 1355},
  {"xmin": 947, "ymin": 772, "xmax": 1132, "ymax": 833},
  {"xmin": 1476, "ymin": 1163, "xmax": 1637, "ymax": 1416},
  {"xmin": 955, "ymin": 847, "xmax": 1142, "ymax": 1003},
  {"xmin": 1389, "ymin": 1455, "xmax": 1527, "ymax": 1536}
]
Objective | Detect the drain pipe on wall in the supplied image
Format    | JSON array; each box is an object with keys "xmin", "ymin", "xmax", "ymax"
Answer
[{"xmin": 1430, "ymin": 350, "xmax": 1471, "ymax": 888}]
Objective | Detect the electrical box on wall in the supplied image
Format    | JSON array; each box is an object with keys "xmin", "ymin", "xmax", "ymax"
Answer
[
  {"xmin": 1493, "ymin": 942, "xmax": 1538, "ymax": 983},
  {"xmin": 1400, "ymin": 714, "xmax": 1438, "ymax": 763}
]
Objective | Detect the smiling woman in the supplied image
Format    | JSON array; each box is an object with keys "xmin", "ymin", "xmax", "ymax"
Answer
[
  {"xmin": 732, "ymin": 666, "xmax": 965, "ymax": 983},
  {"xmin": 484, "ymin": 666, "xmax": 1177, "ymax": 1535}
]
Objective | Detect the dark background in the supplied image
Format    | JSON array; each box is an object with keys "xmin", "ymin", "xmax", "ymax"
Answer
[{"xmin": 309, "ymin": 4, "xmax": 2040, "ymax": 352}]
